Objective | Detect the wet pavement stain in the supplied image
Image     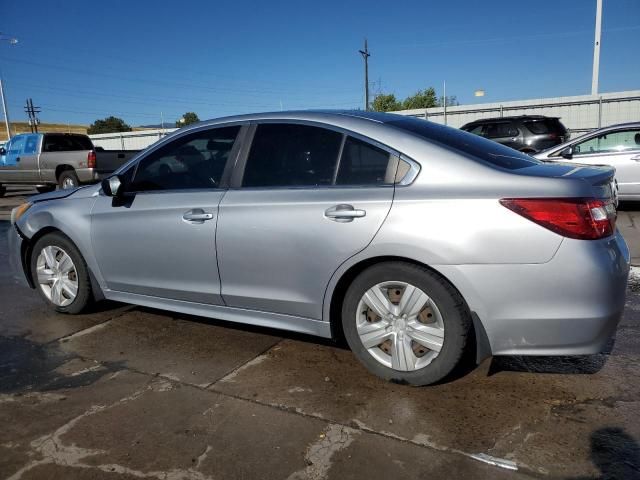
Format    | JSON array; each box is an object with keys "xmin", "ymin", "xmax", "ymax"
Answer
[{"xmin": 0, "ymin": 335, "xmax": 124, "ymax": 395}]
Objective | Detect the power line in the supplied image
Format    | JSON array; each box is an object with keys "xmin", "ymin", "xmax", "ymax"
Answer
[{"xmin": 23, "ymin": 98, "xmax": 40, "ymax": 132}]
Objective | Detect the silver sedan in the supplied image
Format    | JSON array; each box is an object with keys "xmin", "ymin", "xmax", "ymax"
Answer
[
  {"xmin": 535, "ymin": 122, "xmax": 640, "ymax": 201},
  {"xmin": 8, "ymin": 111, "xmax": 629, "ymax": 386}
]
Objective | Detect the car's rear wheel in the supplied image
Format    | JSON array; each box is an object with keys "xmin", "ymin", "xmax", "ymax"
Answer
[
  {"xmin": 30, "ymin": 232, "xmax": 93, "ymax": 314},
  {"xmin": 342, "ymin": 262, "xmax": 471, "ymax": 386},
  {"xmin": 58, "ymin": 170, "xmax": 79, "ymax": 189}
]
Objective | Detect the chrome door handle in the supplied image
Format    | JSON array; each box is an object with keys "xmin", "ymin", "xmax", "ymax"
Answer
[
  {"xmin": 182, "ymin": 208, "xmax": 214, "ymax": 223},
  {"xmin": 325, "ymin": 204, "xmax": 366, "ymax": 222}
]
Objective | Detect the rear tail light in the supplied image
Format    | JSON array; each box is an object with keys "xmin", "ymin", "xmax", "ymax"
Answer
[
  {"xmin": 87, "ymin": 150, "xmax": 97, "ymax": 168},
  {"xmin": 500, "ymin": 198, "xmax": 616, "ymax": 240}
]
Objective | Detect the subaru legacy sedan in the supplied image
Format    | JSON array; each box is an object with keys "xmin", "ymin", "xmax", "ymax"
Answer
[{"xmin": 8, "ymin": 111, "xmax": 629, "ymax": 386}]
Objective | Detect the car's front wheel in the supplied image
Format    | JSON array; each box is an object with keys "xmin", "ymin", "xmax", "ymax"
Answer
[
  {"xmin": 342, "ymin": 262, "xmax": 472, "ymax": 386},
  {"xmin": 30, "ymin": 232, "xmax": 93, "ymax": 314}
]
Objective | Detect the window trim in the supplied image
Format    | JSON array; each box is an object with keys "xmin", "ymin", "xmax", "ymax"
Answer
[
  {"xmin": 231, "ymin": 120, "xmax": 404, "ymax": 190},
  {"xmin": 119, "ymin": 123, "xmax": 248, "ymax": 195},
  {"xmin": 549, "ymin": 127, "xmax": 640, "ymax": 158}
]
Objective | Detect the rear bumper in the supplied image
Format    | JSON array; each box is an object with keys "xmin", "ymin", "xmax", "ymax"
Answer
[
  {"xmin": 7, "ymin": 224, "xmax": 30, "ymax": 287},
  {"xmin": 76, "ymin": 168, "xmax": 100, "ymax": 183},
  {"xmin": 438, "ymin": 230, "xmax": 630, "ymax": 356}
]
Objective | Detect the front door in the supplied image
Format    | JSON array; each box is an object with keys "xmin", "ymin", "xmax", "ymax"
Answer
[
  {"xmin": 217, "ymin": 123, "xmax": 397, "ymax": 320},
  {"xmin": 0, "ymin": 135, "xmax": 26, "ymax": 183},
  {"xmin": 91, "ymin": 125, "xmax": 242, "ymax": 304}
]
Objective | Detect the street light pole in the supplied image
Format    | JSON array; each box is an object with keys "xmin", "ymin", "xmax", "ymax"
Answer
[
  {"xmin": 0, "ymin": 78, "xmax": 10, "ymax": 139},
  {"xmin": 359, "ymin": 39, "xmax": 370, "ymax": 111},
  {"xmin": 0, "ymin": 33, "xmax": 18, "ymax": 140},
  {"xmin": 591, "ymin": 0, "xmax": 603, "ymax": 95}
]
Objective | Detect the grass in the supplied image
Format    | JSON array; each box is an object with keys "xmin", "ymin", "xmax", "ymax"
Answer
[{"xmin": 0, "ymin": 122, "xmax": 88, "ymax": 141}]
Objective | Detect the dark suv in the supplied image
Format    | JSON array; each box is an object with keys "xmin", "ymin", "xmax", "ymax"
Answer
[{"xmin": 460, "ymin": 116, "xmax": 568, "ymax": 153}]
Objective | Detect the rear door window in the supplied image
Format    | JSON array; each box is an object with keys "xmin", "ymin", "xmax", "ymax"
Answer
[
  {"xmin": 485, "ymin": 122, "xmax": 518, "ymax": 139},
  {"xmin": 43, "ymin": 135, "xmax": 93, "ymax": 152},
  {"xmin": 335, "ymin": 136, "xmax": 393, "ymax": 185},
  {"xmin": 523, "ymin": 118, "xmax": 567, "ymax": 136},
  {"xmin": 242, "ymin": 124, "xmax": 342, "ymax": 187}
]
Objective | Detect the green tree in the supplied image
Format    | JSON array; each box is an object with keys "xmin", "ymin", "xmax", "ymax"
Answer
[
  {"xmin": 371, "ymin": 94, "xmax": 402, "ymax": 112},
  {"xmin": 177, "ymin": 112, "xmax": 200, "ymax": 127},
  {"xmin": 402, "ymin": 87, "xmax": 439, "ymax": 110},
  {"xmin": 87, "ymin": 116, "xmax": 132, "ymax": 135}
]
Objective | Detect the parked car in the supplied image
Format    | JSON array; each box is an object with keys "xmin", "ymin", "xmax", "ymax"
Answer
[
  {"xmin": 535, "ymin": 122, "xmax": 640, "ymax": 201},
  {"xmin": 8, "ymin": 111, "xmax": 628, "ymax": 386},
  {"xmin": 0, "ymin": 132, "xmax": 139, "ymax": 196},
  {"xmin": 460, "ymin": 115, "xmax": 568, "ymax": 153}
]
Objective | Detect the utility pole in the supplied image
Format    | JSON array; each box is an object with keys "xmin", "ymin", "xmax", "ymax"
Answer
[
  {"xmin": 0, "ymin": 78, "xmax": 10, "ymax": 139},
  {"xmin": 591, "ymin": 0, "xmax": 602, "ymax": 95},
  {"xmin": 359, "ymin": 39, "xmax": 370, "ymax": 111},
  {"xmin": 24, "ymin": 98, "xmax": 41, "ymax": 133}
]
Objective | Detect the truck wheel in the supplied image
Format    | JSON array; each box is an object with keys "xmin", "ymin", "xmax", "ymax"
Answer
[
  {"xmin": 341, "ymin": 262, "xmax": 472, "ymax": 386},
  {"xmin": 36, "ymin": 186, "xmax": 56, "ymax": 194},
  {"xmin": 59, "ymin": 170, "xmax": 80, "ymax": 189},
  {"xmin": 30, "ymin": 232, "xmax": 93, "ymax": 314},
  {"xmin": 0, "ymin": 185, "xmax": 5, "ymax": 197}
]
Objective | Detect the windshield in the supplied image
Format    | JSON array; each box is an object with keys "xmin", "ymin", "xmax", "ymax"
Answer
[{"xmin": 387, "ymin": 117, "xmax": 542, "ymax": 170}]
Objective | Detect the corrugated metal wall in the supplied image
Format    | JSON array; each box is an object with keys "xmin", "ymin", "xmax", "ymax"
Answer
[
  {"xmin": 391, "ymin": 90, "xmax": 640, "ymax": 134},
  {"xmin": 89, "ymin": 128, "xmax": 177, "ymax": 150}
]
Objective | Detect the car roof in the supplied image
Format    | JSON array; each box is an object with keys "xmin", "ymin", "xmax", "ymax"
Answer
[
  {"xmin": 463, "ymin": 115, "xmax": 559, "ymax": 125},
  {"xmin": 194, "ymin": 109, "xmax": 406, "ymax": 126}
]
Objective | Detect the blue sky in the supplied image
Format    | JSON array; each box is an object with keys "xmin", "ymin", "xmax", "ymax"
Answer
[{"xmin": 1, "ymin": 0, "xmax": 639, "ymax": 125}]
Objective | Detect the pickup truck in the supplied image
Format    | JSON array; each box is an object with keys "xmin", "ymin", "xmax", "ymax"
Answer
[{"xmin": 0, "ymin": 133, "xmax": 139, "ymax": 196}]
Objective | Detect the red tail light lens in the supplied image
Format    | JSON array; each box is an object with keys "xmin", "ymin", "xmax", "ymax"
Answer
[
  {"xmin": 500, "ymin": 198, "xmax": 616, "ymax": 240},
  {"xmin": 87, "ymin": 150, "xmax": 97, "ymax": 169}
]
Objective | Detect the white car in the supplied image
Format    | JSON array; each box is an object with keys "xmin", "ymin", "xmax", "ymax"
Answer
[{"xmin": 535, "ymin": 122, "xmax": 640, "ymax": 201}]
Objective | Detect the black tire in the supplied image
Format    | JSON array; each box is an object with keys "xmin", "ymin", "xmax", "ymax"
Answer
[
  {"xmin": 0, "ymin": 185, "xmax": 5, "ymax": 197},
  {"xmin": 36, "ymin": 185, "xmax": 56, "ymax": 194},
  {"xmin": 58, "ymin": 170, "xmax": 80, "ymax": 189},
  {"xmin": 30, "ymin": 232, "xmax": 93, "ymax": 314},
  {"xmin": 341, "ymin": 262, "xmax": 471, "ymax": 386}
]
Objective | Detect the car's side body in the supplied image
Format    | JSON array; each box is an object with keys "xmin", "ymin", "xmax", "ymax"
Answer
[
  {"xmin": 9, "ymin": 111, "xmax": 629, "ymax": 363},
  {"xmin": 535, "ymin": 122, "xmax": 640, "ymax": 201}
]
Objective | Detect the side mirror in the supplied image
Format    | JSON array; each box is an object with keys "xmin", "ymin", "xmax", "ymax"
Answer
[
  {"xmin": 560, "ymin": 146, "xmax": 573, "ymax": 159},
  {"xmin": 0, "ymin": 147, "xmax": 6, "ymax": 156},
  {"xmin": 101, "ymin": 175, "xmax": 122, "ymax": 197}
]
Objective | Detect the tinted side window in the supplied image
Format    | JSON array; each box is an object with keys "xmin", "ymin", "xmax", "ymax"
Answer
[
  {"xmin": 336, "ymin": 136, "xmax": 392, "ymax": 185},
  {"xmin": 523, "ymin": 119, "xmax": 567, "ymax": 135},
  {"xmin": 8, "ymin": 136, "xmax": 25, "ymax": 155},
  {"xmin": 43, "ymin": 135, "xmax": 93, "ymax": 152},
  {"xmin": 485, "ymin": 122, "xmax": 518, "ymax": 138},
  {"xmin": 129, "ymin": 126, "xmax": 239, "ymax": 192},
  {"xmin": 24, "ymin": 135, "xmax": 39, "ymax": 154},
  {"xmin": 243, "ymin": 124, "xmax": 342, "ymax": 188}
]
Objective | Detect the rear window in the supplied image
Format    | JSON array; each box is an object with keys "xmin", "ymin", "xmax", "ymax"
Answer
[
  {"xmin": 43, "ymin": 134, "xmax": 93, "ymax": 152},
  {"xmin": 388, "ymin": 117, "xmax": 541, "ymax": 170},
  {"xmin": 523, "ymin": 118, "xmax": 567, "ymax": 135}
]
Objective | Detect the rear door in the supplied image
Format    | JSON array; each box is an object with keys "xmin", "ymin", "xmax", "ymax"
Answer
[
  {"xmin": 91, "ymin": 124, "xmax": 244, "ymax": 303},
  {"xmin": 484, "ymin": 121, "xmax": 521, "ymax": 150},
  {"xmin": 567, "ymin": 127, "xmax": 640, "ymax": 197},
  {"xmin": 217, "ymin": 122, "xmax": 399, "ymax": 320}
]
